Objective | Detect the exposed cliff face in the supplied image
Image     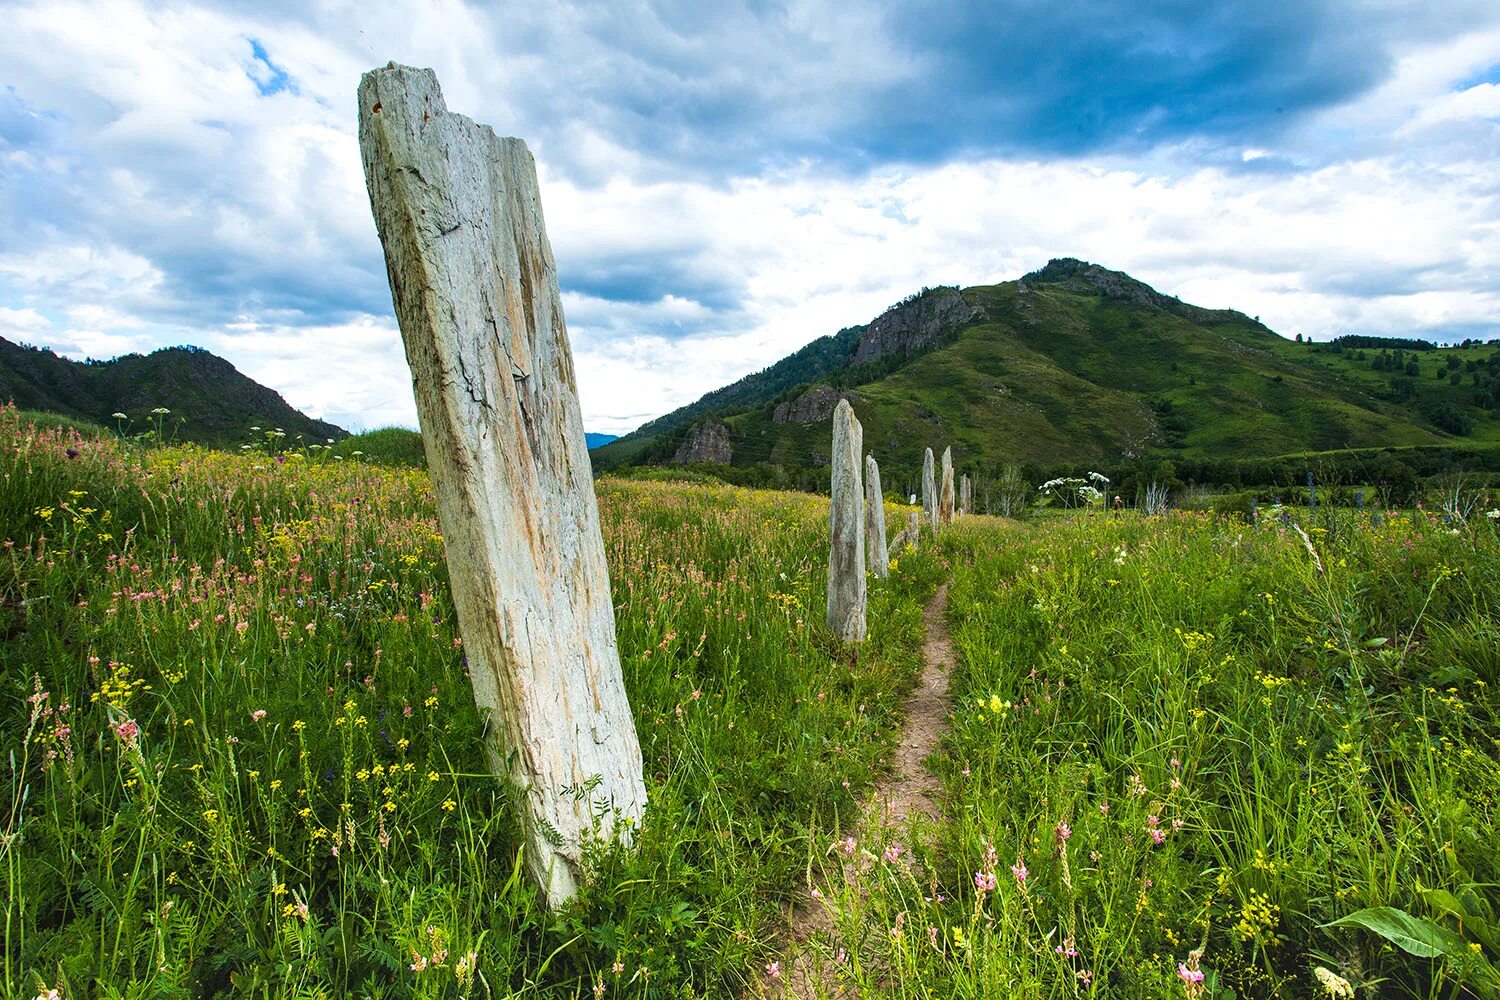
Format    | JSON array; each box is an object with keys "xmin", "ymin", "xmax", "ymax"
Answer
[
  {"xmin": 772, "ymin": 384, "xmax": 856, "ymax": 424},
  {"xmin": 672, "ymin": 420, "xmax": 732, "ymax": 464},
  {"xmin": 850, "ymin": 287, "xmax": 981, "ymax": 365}
]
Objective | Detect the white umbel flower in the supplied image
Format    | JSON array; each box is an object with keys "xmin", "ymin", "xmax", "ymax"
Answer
[{"xmin": 1313, "ymin": 966, "xmax": 1354, "ymax": 998}]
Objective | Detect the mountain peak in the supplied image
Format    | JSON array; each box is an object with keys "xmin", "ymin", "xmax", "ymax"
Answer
[{"xmin": 1022, "ymin": 258, "xmax": 1171, "ymax": 309}]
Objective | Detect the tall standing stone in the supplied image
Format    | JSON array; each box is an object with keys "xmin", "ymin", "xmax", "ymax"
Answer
[
  {"xmin": 939, "ymin": 447, "xmax": 956, "ymax": 527},
  {"xmin": 960, "ymin": 474, "xmax": 971, "ymax": 516},
  {"xmin": 358, "ymin": 64, "xmax": 645, "ymax": 908},
  {"xmin": 921, "ymin": 448, "xmax": 937, "ymax": 532},
  {"xmin": 906, "ymin": 509, "xmax": 920, "ymax": 553},
  {"xmin": 865, "ymin": 454, "xmax": 889, "ymax": 578},
  {"xmin": 827, "ymin": 400, "xmax": 866, "ymax": 643}
]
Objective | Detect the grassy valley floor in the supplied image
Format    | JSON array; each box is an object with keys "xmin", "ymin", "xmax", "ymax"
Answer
[{"xmin": 2, "ymin": 403, "xmax": 1498, "ymax": 998}]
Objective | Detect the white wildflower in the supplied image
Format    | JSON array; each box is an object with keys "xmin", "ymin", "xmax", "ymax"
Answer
[{"xmin": 1313, "ymin": 966, "xmax": 1354, "ymax": 998}]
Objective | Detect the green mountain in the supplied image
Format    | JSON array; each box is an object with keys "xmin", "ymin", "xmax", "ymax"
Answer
[
  {"xmin": 592, "ymin": 259, "xmax": 1500, "ymax": 489},
  {"xmin": 0, "ymin": 338, "xmax": 346, "ymax": 447}
]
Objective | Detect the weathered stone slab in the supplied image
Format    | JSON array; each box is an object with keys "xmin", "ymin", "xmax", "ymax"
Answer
[
  {"xmin": 358, "ymin": 63, "xmax": 645, "ymax": 908},
  {"xmin": 921, "ymin": 448, "xmax": 937, "ymax": 532},
  {"xmin": 827, "ymin": 399, "xmax": 866, "ymax": 642},
  {"xmin": 960, "ymin": 473, "xmax": 971, "ymax": 516},
  {"xmin": 866, "ymin": 454, "xmax": 889, "ymax": 578},
  {"xmin": 939, "ymin": 447, "xmax": 955, "ymax": 527}
]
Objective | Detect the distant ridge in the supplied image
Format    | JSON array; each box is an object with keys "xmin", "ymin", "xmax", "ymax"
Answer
[
  {"xmin": 0, "ymin": 338, "xmax": 346, "ymax": 447},
  {"xmin": 593, "ymin": 258, "xmax": 1500, "ymax": 486}
]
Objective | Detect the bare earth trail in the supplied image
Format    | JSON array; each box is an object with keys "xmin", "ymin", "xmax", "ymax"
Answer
[{"xmin": 775, "ymin": 584, "xmax": 956, "ymax": 998}]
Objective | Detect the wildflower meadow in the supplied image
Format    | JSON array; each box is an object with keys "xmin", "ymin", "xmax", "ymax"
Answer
[{"xmin": 2, "ymin": 404, "xmax": 1498, "ymax": 998}]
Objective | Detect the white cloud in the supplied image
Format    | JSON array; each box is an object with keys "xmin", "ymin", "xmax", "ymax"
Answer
[
  {"xmin": 1, "ymin": 0, "xmax": 1498, "ymax": 439},
  {"xmin": 0, "ymin": 305, "xmax": 52, "ymax": 340}
]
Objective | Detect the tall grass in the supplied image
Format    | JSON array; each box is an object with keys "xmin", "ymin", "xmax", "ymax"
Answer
[
  {"xmin": 0, "ymin": 404, "xmax": 941, "ymax": 998},
  {"xmin": 811, "ymin": 510, "xmax": 1499, "ymax": 998}
]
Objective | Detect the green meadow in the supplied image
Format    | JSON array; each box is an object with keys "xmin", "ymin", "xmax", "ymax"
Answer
[{"xmin": 3, "ymin": 404, "xmax": 1498, "ymax": 998}]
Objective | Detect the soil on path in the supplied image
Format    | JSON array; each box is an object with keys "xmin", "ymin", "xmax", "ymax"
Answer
[{"xmin": 774, "ymin": 584, "xmax": 956, "ymax": 998}]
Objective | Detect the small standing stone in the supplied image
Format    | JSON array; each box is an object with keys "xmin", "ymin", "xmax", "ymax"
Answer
[
  {"xmin": 922, "ymin": 448, "xmax": 937, "ymax": 532},
  {"xmin": 939, "ymin": 447, "xmax": 956, "ymax": 527},
  {"xmin": 866, "ymin": 454, "xmax": 890, "ymax": 578},
  {"xmin": 827, "ymin": 400, "xmax": 867, "ymax": 642},
  {"xmin": 960, "ymin": 474, "xmax": 971, "ymax": 516},
  {"xmin": 906, "ymin": 509, "xmax": 920, "ymax": 552}
]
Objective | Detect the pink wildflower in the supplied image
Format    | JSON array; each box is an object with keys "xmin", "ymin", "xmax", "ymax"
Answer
[
  {"xmin": 766, "ymin": 961, "xmax": 781, "ymax": 980},
  {"xmin": 251, "ymin": 709, "xmax": 267, "ymax": 722},
  {"xmin": 113, "ymin": 718, "xmax": 140, "ymax": 749},
  {"xmin": 1054, "ymin": 820, "xmax": 1072, "ymax": 843},
  {"xmin": 1010, "ymin": 856, "xmax": 1029, "ymax": 886},
  {"xmin": 1178, "ymin": 963, "xmax": 1204, "ymax": 985},
  {"xmin": 975, "ymin": 870, "xmax": 997, "ymax": 892},
  {"xmin": 1150, "ymin": 828, "xmax": 1167, "ymax": 845},
  {"xmin": 883, "ymin": 842, "xmax": 903, "ymax": 863}
]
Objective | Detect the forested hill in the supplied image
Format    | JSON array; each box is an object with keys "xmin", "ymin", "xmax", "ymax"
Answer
[{"xmin": 0, "ymin": 338, "xmax": 346, "ymax": 447}]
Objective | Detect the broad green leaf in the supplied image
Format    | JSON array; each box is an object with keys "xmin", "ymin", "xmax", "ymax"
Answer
[
  {"xmin": 1324, "ymin": 907, "xmax": 1462, "ymax": 958},
  {"xmin": 1420, "ymin": 888, "xmax": 1498, "ymax": 951}
]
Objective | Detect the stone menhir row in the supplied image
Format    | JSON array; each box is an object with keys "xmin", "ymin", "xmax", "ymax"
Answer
[{"xmin": 828, "ymin": 403, "xmax": 972, "ymax": 643}]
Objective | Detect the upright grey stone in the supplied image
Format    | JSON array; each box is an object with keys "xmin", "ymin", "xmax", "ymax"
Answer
[
  {"xmin": 905, "ymin": 509, "xmax": 920, "ymax": 553},
  {"xmin": 921, "ymin": 447, "xmax": 937, "ymax": 532},
  {"xmin": 866, "ymin": 454, "xmax": 889, "ymax": 578},
  {"xmin": 827, "ymin": 399, "xmax": 866, "ymax": 642},
  {"xmin": 939, "ymin": 447, "xmax": 956, "ymax": 527},
  {"xmin": 358, "ymin": 64, "xmax": 645, "ymax": 908},
  {"xmin": 960, "ymin": 474, "xmax": 972, "ymax": 516}
]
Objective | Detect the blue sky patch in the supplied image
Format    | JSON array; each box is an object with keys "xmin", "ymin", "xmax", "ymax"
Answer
[{"xmin": 247, "ymin": 38, "xmax": 293, "ymax": 97}]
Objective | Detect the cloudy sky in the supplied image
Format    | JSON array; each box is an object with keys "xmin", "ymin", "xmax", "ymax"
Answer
[{"xmin": 2, "ymin": 1, "xmax": 1498, "ymax": 434}]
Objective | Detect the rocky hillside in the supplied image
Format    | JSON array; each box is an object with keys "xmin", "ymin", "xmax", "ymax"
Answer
[
  {"xmin": 0, "ymin": 338, "xmax": 346, "ymax": 447},
  {"xmin": 592, "ymin": 259, "xmax": 1500, "ymax": 488}
]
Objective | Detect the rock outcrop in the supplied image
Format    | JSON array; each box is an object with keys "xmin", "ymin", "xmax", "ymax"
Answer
[
  {"xmin": 851, "ymin": 287, "xmax": 981, "ymax": 366},
  {"xmin": 673, "ymin": 420, "xmax": 732, "ymax": 465},
  {"xmin": 773, "ymin": 384, "xmax": 854, "ymax": 424}
]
